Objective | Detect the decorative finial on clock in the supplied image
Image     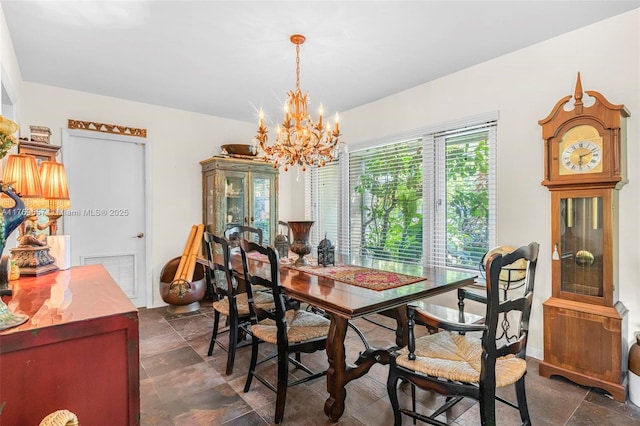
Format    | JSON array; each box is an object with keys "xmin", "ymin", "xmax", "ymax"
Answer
[{"xmin": 573, "ymin": 72, "xmax": 583, "ymax": 113}]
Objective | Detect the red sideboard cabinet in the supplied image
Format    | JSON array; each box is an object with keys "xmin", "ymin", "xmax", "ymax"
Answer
[{"xmin": 0, "ymin": 265, "xmax": 140, "ymax": 425}]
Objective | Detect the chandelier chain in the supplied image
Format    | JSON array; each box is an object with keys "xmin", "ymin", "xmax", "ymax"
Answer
[{"xmin": 295, "ymin": 44, "xmax": 301, "ymax": 91}]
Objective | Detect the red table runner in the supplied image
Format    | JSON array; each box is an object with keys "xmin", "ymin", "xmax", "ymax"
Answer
[
  {"xmin": 240, "ymin": 251, "xmax": 426, "ymax": 291},
  {"xmin": 285, "ymin": 264, "xmax": 426, "ymax": 291}
]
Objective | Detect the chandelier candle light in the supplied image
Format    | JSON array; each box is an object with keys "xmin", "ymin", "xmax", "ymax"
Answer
[{"xmin": 255, "ymin": 34, "xmax": 341, "ymax": 172}]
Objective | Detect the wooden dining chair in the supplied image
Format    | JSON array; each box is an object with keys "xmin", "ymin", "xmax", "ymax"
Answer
[
  {"xmin": 225, "ymin": 224, "xmax": 263, "ymax": 248},
  {"xmin": 203, "ymin": 231, "xmax": 274, "ymax": 375},
  {"xmin": 239, "ymin": 239, "xmax": 330, "ymax": 424},
  {"xmin": 386, "ymin": 242, "xmax": 539, "ymax": 426}
]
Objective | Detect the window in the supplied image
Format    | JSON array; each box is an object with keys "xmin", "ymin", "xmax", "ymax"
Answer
[
  {"xmin": 349, "ymin": 139, "xmax": 423, "ymax": 263},
  {"xmin": 308, "ymin": 114, "xmax": 496, "ymax": 272},
  {"xmin": 427, "ymin": 124, "xmax": 496, "ymax": 269},
  {"xmin": 306, "ymin": 160, "xmax": 348, "ymax": 253}
]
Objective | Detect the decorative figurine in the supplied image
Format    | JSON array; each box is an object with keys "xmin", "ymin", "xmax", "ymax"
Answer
[{"xmin": 317, "ymin": 234, "xmax": 335, "ymax": 267}]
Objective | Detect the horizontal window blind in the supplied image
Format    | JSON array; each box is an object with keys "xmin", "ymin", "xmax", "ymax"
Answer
[
  {"xmin": 308, "ymin": 114, "xmax": 496, "ymax": 272},
  {"xmin": 348, "ymin": 139, "xmax": 423, "ymax": 263},
  {"xmin": 430, "ymin": 122, "xmax": 496, "ymax": 270},
  {"xmin": 308, "ymin": 161, "xmax": 345, "ymax": 251}
]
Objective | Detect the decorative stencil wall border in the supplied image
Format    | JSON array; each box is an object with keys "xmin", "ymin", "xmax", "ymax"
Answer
[{"xmin": 68, "ymin": 119, "xmax": 147, "ymax": 138}]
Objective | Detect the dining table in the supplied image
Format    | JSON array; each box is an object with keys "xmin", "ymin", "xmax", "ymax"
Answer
[{"xmin": 225, "ymin": 251, "xmax": 478, "ymax": 421}]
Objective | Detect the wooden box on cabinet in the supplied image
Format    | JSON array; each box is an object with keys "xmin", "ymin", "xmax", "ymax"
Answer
[
  {"xmin": 18, "ymin": 139, "xmax": 60, "ymax": 163},
  {"xmin": 200, "ymin": 156, "xmax": 279, "ymax": 244}
]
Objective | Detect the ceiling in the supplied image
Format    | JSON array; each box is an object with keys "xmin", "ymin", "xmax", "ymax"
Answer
[{"xmin": 2, "ymin": 1, "xmax": 639, "ymax": 126}]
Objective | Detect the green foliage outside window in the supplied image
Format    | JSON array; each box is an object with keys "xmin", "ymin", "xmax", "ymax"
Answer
[
  {"xmin": 353, "ymin": 133, "xmax": 489, "ymax": 270},
  {"xmin": 354, "ymin": 144, "xmax": 423, "ymax": 263},
  {"xmin": 445, "ymin": 136, "xmax": 489, "ymax": 269}
]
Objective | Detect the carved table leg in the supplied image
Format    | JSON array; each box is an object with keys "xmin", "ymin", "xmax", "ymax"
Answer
[
  {"xmin": 323, "ymin": 313, "xmax": 397, "ymax": 421},
  {"xmin": 324, "ymin": 314, "xmax": 348, "ymax": 421}
]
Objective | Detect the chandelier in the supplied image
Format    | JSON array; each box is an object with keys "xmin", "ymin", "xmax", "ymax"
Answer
[{"xmin": 255, "ymin": 34, "xmax": 341, "ymax": 172}]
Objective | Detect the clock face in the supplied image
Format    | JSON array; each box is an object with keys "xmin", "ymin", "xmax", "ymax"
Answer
[
  {"xmin": 558, "ymin": 125, "xmax": 604, "ymax": 175},
  {"xmin": 561, "ymin": 140, "xmax": 602, "ymax": 173}
]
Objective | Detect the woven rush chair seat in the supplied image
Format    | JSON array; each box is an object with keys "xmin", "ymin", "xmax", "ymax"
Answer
[
  {"xmin": 213, "ymin": 290, "xmax": 275, "ymax": 317},
  {"xmin": 396, "ymin": 331, "xmax": 527, "ymax": 387},
  {"xmin": 251, "ymin": 309, "xmax": 330, "ymax": 344}
]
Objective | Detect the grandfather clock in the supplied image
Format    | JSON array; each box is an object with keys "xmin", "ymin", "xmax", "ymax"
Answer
[{"xmin": 538, "ymin": 73, "xmax": 629, "ymax": 401}]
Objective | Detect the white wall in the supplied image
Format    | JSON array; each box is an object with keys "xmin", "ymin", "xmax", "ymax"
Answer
[
  {"xmin": 0, "ymin": 5, "xmax": 22, "ymax": 117},
  {"xmin": 0, "ymin": 6, "xmax": 24, "ymax": 251},
  {"xmin": 330, "ymin": 10, "xmax": 639, "ymax": 359},
  {"xmin": 19, "ymin": 82, "xmax": 256, "ymax": 307}
]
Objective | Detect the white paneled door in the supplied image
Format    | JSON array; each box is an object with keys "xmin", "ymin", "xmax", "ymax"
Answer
[{"xmin": 62, "ymin": 129, "xmax": 148, "ymax": 307}]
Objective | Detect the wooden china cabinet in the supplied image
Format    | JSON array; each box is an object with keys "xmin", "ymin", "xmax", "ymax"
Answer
[
  {"xmin": 538, "ymin": 74, "xmax": 629, "ymax": 401},
  {"xmin": 200, "ymin": 156, "xmax": 279, "ymax": 244}
]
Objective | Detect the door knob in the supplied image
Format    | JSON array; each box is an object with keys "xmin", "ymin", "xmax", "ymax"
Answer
[{"xmin": 133, "ymin": 232, "xmax": 144, "ymax": 238}]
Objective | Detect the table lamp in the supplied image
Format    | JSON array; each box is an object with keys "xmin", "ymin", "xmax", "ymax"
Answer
[
  {"xmin": 0, "ymin": 153, "xmax": 46, "ymax": 210},
  {"xmin": 2, "ymin": 154, "xmax": 59, "ymax": 276},
  {"xmin": 39, "ymin": 161, "xmax": 71, "ymax": 235},
  {"xmin": 39, "ymin": 161, "xmax": 71, "ymax": 270}
]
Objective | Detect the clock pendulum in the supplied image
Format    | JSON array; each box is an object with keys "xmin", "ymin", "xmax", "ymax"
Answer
[{"xmin": 574, "ymin": 199, "xmax": 595, "ymax": 268}]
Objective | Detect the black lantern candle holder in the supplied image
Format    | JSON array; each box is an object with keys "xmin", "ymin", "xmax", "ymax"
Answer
[
  {"xmin": 275, "ymin": 221, "xmax": 291, "ymax": 260},
  {"xmin": 317, "ymin": 234, "xmax": 335, "ymax": 267},
  {"xmin": 275, "ymin": 233, "xmax": 290, "ymax": 259}
]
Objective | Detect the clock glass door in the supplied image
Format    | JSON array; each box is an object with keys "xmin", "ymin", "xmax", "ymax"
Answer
[{"xmin": 559, "ymin": 195, "xmax": 603, "ymax": 297}]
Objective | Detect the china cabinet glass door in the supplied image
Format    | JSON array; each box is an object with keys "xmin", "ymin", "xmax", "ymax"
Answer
[
  {"xmin": 224, "ymin": 171, "xmax": 248, "ymax": 229},
  {"xmin": 251, "ymin": 173, "xmax": 274, "ymax": 243}
]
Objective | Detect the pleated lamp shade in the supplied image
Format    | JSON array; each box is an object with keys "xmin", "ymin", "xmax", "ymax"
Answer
[
  {"xmin": 39, "ymin": 161, "xmax": 71, "ymax": 212},
  {"xmin": 0, "ymin": 154, "xmax": 46, "ymax": 209}
]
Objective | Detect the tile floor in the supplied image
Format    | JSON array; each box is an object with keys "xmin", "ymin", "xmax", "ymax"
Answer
[{"xmin": 139, "ymin": 304, "xmax": 640, "ymax": 425}]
